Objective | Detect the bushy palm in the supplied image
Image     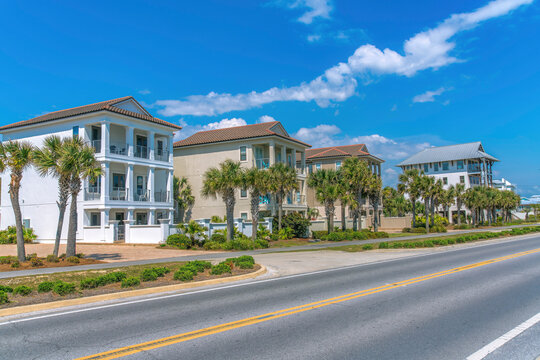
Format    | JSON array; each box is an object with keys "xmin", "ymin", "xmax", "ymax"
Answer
[
  {"xmin": 308, "ymin": 169, "xmax": 340, "ymax": 233},
  {"xmin": 268, "ymin": 163, "xmax": 298, "ymax": 230},
  {"xmin": 173, "ymin": 176, "xmax": 195, "ymax": 223},
  {"xmin": 201, "ymin": 160, "xmax": 243, "ymax": 241},
  {"xmin": 398, "ymin": 169, "xmax": 421, "ymax": 227},
  {"xmin": 365, "ymin": 173, "xmax": 383, "ymax": 232},
  {"xmin": 341, "ymin": 157, "xmax": 371, "ymax": 231},
  {"xmin": 59, "ymin": 137, "xmax": 101, "ymax": 257},
  {"xmin": 418, "ymin": 175, "xmax": 435, "ymax": 232},
  {"xmin": 0, "ymin": 141, "xmax": 34, "ymax": 261},
  {"xmin": 454, "ymin": 183, "xmax": 466, "ymax": 225},
  {"xmin": 33, "ymin": 136, "xmax": 70, "ymax": 257},
  {"xmin": 242, "ymin": 168, "xmax": 271, "ymax": 241}
]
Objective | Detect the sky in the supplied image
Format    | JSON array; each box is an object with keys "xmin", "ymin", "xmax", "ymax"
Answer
[{"xmin": 1, "ymin": 0, "xmax": 539, "ymax": 195}]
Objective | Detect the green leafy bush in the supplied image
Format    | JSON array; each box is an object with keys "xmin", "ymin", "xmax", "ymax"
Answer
[
  {"xmin": 0, "ymin": 285, "xmax": 13, "ymax": 293},
  {"xmin": 10, "ymin": 261, "xmax": 20, "ymax": 268},
  {"xmin": 402, "ymin": 227, "xmax": 411, "ymax": 233},
  {"xmin": 150, "ymin": 267, "xmax": 170, "ymax": 277},
  {"xmin": 277, "ymin": 227, "xmax": 294, "ymax": 240},
  {"xmin": 80, "ymin": 271, "xmax": 128, "ymax": 289},
  {"xmin": 183, "ymin": 261, "xmax": 211, "ymax": 273},
  {"xmin": 30, "ymin": 257, "xmax": 44, "ymax": 267},
  {"xmin": 257, "ymin": 225, "xmax": 272, "ymax": 240},
  {"xmin": 430, "ymin": 225, "xmax": 447, "ymax": 233},
  {"xmin": 203, "ymin": 241, "xmax": 224, "ymax": 250},
  {"xmin": 66, "ymin": 256, "xmax": 80, "ymax": 264},
  {"xmin": 38, "ymin": 281, "xmax": 55, "ymax": 293},
  {"xmin": 166, "ymin": 234, "xmax": 192, "ymax": 249},
  {"xmin": 140, "ymin": 269, "xmax": 159, "ymax": 282},
  {"xmin": 46, "ymin": 255, "xmax": 59, "ymax": 263},
  {"xmin": 121, "ymin": 277, "xmax": 140, "ymax": 288},
  {"xmin": 378, "ymin": 242, "xmax": 389, "ymax": 249},
  {"xmin": 0, "ymin": 226, "xmax": 37, "ymax": 244},
  {"xmin": 211, "ymin": 262, "xmax": 232, "ymax": 275},
  {"xmin": 278, "ymin": 212, "xmax": 310, "ymax": 238},
  {"xmin": 173, "ymin": 269, "xmax": 194, "ymax": 281},
  {"xmin": 411, "ymin": 227, "xmax": 427, "ymax": 234},
  {"xmin": 25, "ymin": 253, "xmax": 37, "ymax": 261},
  {"xmin": 14, "ymin": 285, "xmax": 32, "ymax": 296},
  {"xmin": 255, "ymin": 238, "xmax": 269, "ymax": 248},
  {"xmin": 362, "ymin": 244, "xmax": 374, "ymax": 250},
  {"xmin": 210, "ymin": 232, "xmax": 226, "ymax": 243},
  {"xmin": 0, "ymin": 256, "xmax": 16, "ymax": 264},
  {"xmin": 312, "ymin": 230, "xmax": 327, "ymax": 239},
  {"xmin": 53, "ymin": 281, "xmax": 76, "ymax": 296},
  {"xmin": 0, "ymin": 291, "xmax": 8, "ymax": 304}
]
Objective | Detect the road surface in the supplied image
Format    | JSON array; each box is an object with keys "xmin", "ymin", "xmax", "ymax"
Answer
[{"xmin": 2, "ymin": 234, "xmax": 540, "ymax": 359}]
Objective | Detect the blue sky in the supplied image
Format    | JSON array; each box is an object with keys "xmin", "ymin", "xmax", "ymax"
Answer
[{"xmin": 1, "ymin": 0, "xmax": 539, "ymax": 194}]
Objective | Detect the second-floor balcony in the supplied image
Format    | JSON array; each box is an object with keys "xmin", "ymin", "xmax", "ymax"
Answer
[
  {"xmin": 109, "ymin": 142, "xmax": 127, "ymax": 156},
  {"xmin": 254, "ymin": 158, "xmax": 271, "ymax": 170},
  {"xmin": 154, "ymin": 190, "xmax": 170, "ymax": 203},
  {"xmin": 468, "ymin": 164, "xmax": 481, "ymax": 173},
  {"xmin": 110, "ymin": 187, "xmax": 127, "ymax": 201},
  {"xmin": 134, "ymin": 145, "xmax": 148, "ymax": 159},
  {"xmin": 85, "ymin": 187, "xmax": 101, "ymax": 201},
  {"xmin": 154, "ymin": 150, "xmax": 169, "ymax": 162}
]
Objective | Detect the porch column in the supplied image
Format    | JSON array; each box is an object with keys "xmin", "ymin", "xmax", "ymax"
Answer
[
  {"xmin": 148, "ymin": 167, "xmax": 155, "ymax": 202},
  {"xmin": 149, "ymin": 209, "xmax": 156, "ymax": 225},
  {"xmin": 301, "ymin": 151, "xmax": 306, "ymax": 175},
  {"xmin": 281, "ymin": 146, "xmax": 287, "ymax": 165},
  {"xmin": 102, "ymin": 162, "xmax": 110, "ymax": 201},
  {"xmin": 149, "ymin": 131, "xmax": 155, "ymax": 160},
  {"xmin": 168, "ymin": 135, "xmax": 174, "ymax": 163},
  {"xmin": 101, "ymin": 122, "xmax": 110, "ymax": 155},
  {"xmin": 167, "ymin": 169, "xmax": 174, "ymax": 204},
  {"xmin": 378, "ymin": 164, "xmax": 381, "ymax": 177},
  {"xmin": 101, "ymin": 209, "xmax": 110, "ymax": 240},
  {"xmin": 269, "ymin": 140, "xmax": 275, "ymax": 165},
  {"xmin": 126, "ymin": 126, "xmax": 134, "ymax": 157},
  {"xmin": 126, "ymin": 164, "xmax": 134, "ymax": 201}
]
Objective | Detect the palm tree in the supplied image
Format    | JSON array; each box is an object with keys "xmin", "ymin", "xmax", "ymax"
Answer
[
  {"xmin": 430, "ymin": 179, "xmax": 444, "ymax": 227},
  {"xmin": 454, "ymin": 183, "xmax": 466, "ymax": 225},
  {"xmin": 398, "ymin": 169, "xmax": 421, "ymax": 227},
  {"xmin": 268, "ymin": 162, "xmax": 298, "ymax": 230},
  {"xmin": 201, "ymin": 160, "xmax": 243, "ymax": 241},
  {"xmin": 308, "ymin": 169, "xmax": 340, "ymax": 233},
  {"xmin": 464, "ymin": 188, "xmax": 480, "ymax": 226},
  {"xmin": 242, "ymin": 168, "xmax": 271, "ymax": 241},
  {"xmin": 338, "ymin": 171, "xmax": 354, "ymax": 231},
  {"xmin": 0, "ymin": 141, "xmax": 34, "ymax": 261},
  {"xmin": 33, "ymin": 136, "xmax": 70, "ymax": 257},
  {"xmin": 418, "ymin": 175, "xmax": 435, "ymax": 232},
  {"xmin": 173, "ymin": 176, "xmax": 195, "ymax": 223},
  {"xmin": 365, "ymin": 173, "xmax": 383, "ymax": 232},
  {"xmin": 59, "ymin": 137, "xmax": 101, "ymax": 257},
  {"xmin": 341, "ymin": 157, "xmax": 371, "ymax": 231}
]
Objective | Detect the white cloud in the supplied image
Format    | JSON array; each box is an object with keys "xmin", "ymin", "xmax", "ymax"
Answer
[
  {"xmin": 156, "ymin": 0, "xmax": 531, "ymax": 116},
  {"xmin": 284, "ymin": 0, "xmax": 333, "ymax": 24},
  {"xmin": 307, "ymin": 34, "xmax": 321, "ymax": 42},
  {"xmin": 294, "ymin": 124, "xmax": 341, "ymax": 147},
  {"xmin": 258, "ymin": 115, "xmax": 277, "ymax": 123},
  {"xmin": 413, "ymin": 87, "xmax": 447, "ymax": 103},
  {"xmin": 174, "ymin": 117, "xmax": 247, "ymax": 141},
  {"xmin": 138, "ymin": 89, "xmax": 151, "ymax": 95}
]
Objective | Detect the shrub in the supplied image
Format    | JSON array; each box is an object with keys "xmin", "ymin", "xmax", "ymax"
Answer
[
  {"xmin": 174, "ymin": 269, "xmax": 195, "ymax": 281},
  {"xmin": 236, "ymin": 261, "xmax": 254, "ymax": 269},
  {"xmin": 362, "ymin": 244, "xmax": 374, "ymax": 250},
  {"xmin": 453, "ymin": 224, "xmax": 471, "ymax": 230},
  {"xmin": 423, "ymin": 240, "xmax": 434, "ymax": 247},
  {"xmin": 150, "ymin": 267, "xmax": 170, "ymax": 277},
  {"xmin": 211, "ymin": 262, "xmax": 232, "ymax": 275},
  {"xmin": 279, "ymin": 212, "xmax": 311, "ymax": 238},
  {"xmin": 256, "ymin": 225, "xmax": 272, "ymax": 240},
  {"xmin": 430, "ymin": 225, "xmax": 447, "ymax": 233},
  {"xmin": 0, "ymin": 285, "xmax": 13, "ymax": 293},
  {"xmin": 38, "ymin": 281, "xmax": 55, "ymax": 293},
  {"xmin": 11, "ymin": 261, "xmax": 20, "ymax": 268},
  {"xmin": 228, "ymin": 239, "xmax": 253, "ymax": 250},
  {"xmin": 66, "ymin": 256, "xmax": 80, "ymax": 264},
  {"xmin": 80, "ymin": 278, "xmax": 98, "ymax": 289},
  {"xmin": 414, "ymin": 241, "xmax": 423, "ymax": 248},
  {"xmin": 402, "ymin": 242, "xmax": 415, "ymax": 248},
  {"xmin": 183, "ymin": 261, "xmax": 211, "ymax": 273},
  {"xmin": 233, "ymin": 255, "xmax": 255, "ymax": 264},
  {"xmin": 166, "ymin": 234, "xmax": 192, "ymax": 249},
  {"xmin": 0, "ymin": 226, "xmax": 37, "ymax": 244},
  {"xmin": 203, "ymin": 241, "xmax": 224, "ymax": 250},
  {"xmin": 140, "ymin": 269, "xmax": 159, "ymax": 282},
  {"xmin": 312, "ymin": 230, "xmax": 327, "ymax": 239},
  {"xmin": 76, "ymin": 253, "xmax": 85, "ymax": 259},
  {"xmin": 0, "ymin": 291, "xmax": 8, "ymax": 304},
  {"xmin": 255, "ymin": 238, "xmax": 269, "ymax": 249},
  {"xmin": 447, "ymin": 239, "xmax": 456, "ymax": 245},
  {"xmin": 439, "ymin": 239, "xmax": 448, "ymax": 246},
  {"xmin": 53, "ymin": 281, "xmax": 76, "ymax": 296},
  {"xmin": 402, "ymin": 227, "xmax": 411, "ymax": 233},
  {"xmin": 210, "ymin": 215, "xmax": 224, "ymax": 223},
  {"xmin": 392, "ymin": 242, "xmax": 403, "ymax": 249},
  {"xmin": 14, "ymin": 285, "xmax": 32, "ymax": 296},
  {"xmin": 210, "ymin": 232, "xmax": 226, "ymax": 243},
  {"xmin": 411, "ymin": 227, "xmax": 427, "ymax": 234},
  {"xmin": 30, "ymin": 257, "xmax": 44, "ymax": 267},
  {"xmin": 108, "ymin": 271, "xmax": 127, "ymax": 282},
  {"xmin": 46, "ymin": 255, "xmax": 59, "ymax": 263},
  {"xmin": 378, "ymin": 242, "xmax": 389, "ymax": 249},
  {"xmin": 277, "ymin": 227, "xmax": 294, "ymax": 240},
  {"xmin": 121, "ymin": 277, "xmax": 140, "ymax": 288},
  {"xmin": 0, "ymin": 256, "xmax": 16, "ymax": 264},
  {"xmin": 25, "ymin": 253, "xmax": 37, "ymax": 261}
]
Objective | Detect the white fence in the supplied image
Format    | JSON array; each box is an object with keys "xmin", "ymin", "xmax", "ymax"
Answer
[{"xmin": 169, "ymin": 217, "xmax": 274, "ymax": 239}]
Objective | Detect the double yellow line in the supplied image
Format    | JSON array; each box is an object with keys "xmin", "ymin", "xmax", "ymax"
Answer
[{"xmin": 77, "ymin": 247, "xmax": 540, "ymax": 360}]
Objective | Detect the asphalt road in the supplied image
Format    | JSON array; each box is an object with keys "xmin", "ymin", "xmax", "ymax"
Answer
[
  {"xmin": 1, "ymin": 223, "xmax": 538, "ymax": 279},
  {"xmin": 2, "ymin": 234, "xmax": 540, "ymax": 360}
]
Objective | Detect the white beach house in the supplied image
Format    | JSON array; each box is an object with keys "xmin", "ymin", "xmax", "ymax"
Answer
[{"xmin": 0, "ymin": 96, "xmax": 181, "ymax": 244}]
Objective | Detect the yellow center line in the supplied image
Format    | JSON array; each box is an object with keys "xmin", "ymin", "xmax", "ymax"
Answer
[{"xmin": 76, "ymin": 247, "xmax": 540, "ymax": 360}]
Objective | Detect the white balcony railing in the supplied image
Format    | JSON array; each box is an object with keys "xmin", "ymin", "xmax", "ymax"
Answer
[
  {"xmin": 154, "ymin": 190, "xmax": 170, "ymax": 203},
  {"xmin": 254, "ymin": 158, "xmax": 270, "ymax": 169},
  {"xmin": 155, "ymin": 150, "xmax": 169, "ymax": 162},
  {"xmin": 134, "ymin": 189, "xmax": 150, "ymax": 202},
  {"xmin": 91, "ymin": 140, "xmax": 101, "ymax": 153},
  {"xmin": 85, "ymin": 187, "xmax": 101, "ymax": 201},
  {"xmin": 110, "ymin": 187, "xmax": 127, "ymax": 201},
  {"xmin": 109, "ymin": 142, "xmax": 127, "ymax": 156},
  {"xmin": 134, "ymin": 145, "xmax": 148, "ymax": 159}
]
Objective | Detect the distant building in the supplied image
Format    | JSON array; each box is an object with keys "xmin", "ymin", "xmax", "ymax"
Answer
[
  {"xmin": 304, "ymin": 144, "xmax": 384, "ymax": 222},
  {"xmin": 493, "ymin": 178, "xmax": 516, "ymax": 192}
]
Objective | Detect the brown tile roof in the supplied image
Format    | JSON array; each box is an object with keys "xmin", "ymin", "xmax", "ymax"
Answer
[
  {"xmin": 0, "ymin": 96, "xmax": 182, "ymax": 131},
  {"xmin": 173, "ymin": 121, "xmax": 311, "ymax": 148},
  {"xmin": 305, "ymin": 144, "xmax": 384, "ymax": 163}
]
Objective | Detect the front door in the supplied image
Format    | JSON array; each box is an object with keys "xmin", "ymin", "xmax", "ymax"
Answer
[
  {"xmin": 115, "ymin": 213, "xmax": 125, "ymax": 241},
  {"xmin": 136, "ymin": 212, "xmax": 148, "ymax": 225}
]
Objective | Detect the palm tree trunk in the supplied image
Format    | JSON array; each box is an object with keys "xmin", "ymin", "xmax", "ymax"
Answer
[
  {"xmin": 412, "ymin": 199, "xmax": 416, "ymax": 228},
  {"xmin": 250, "ymin": 194, "xmax": 259, "ymax": 242},
  {"xmin": 341, "ymin": 202, "xmax": 346, "ymax": 231},
  {"xmin": 277, "ymin": 193, "xmax": 283, "ymax": 230},
  {"xmin": 430, "ymin": 198, "xmax": 435, "ymax": 227},
  {"xmin": 54, "ymin": 202, "xmax": 67, "ymax": 257},
  {"xmin": 373, "ymin": 200, "xmax": 379, "ymax": 232},
  {"xmin": 357, "ymin": 193, "xmax": 363, "ymax": 230},
  {"xmin": 66, "ymin": 192, "xmax": 78, "ymax": 257},
  {"xmin": 327, "ymin": 202, "xmax": 335, "ymax": 233},
  {"xmin": 225, "ymin": 195, "xmax": 235, "ymax": 241},
  {"xmin": 457, "ymin": 203, "xmax": 462, "ymax": 225},
  {"xmin": 9, "ymin": 183, "xmax": 26, "ymax": 262},
  {"xmin": 424, "ymin": 199, "xmax": 430, "ymax": 233}
]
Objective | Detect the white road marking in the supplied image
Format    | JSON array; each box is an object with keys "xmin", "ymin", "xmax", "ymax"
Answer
[{"xmin": 466, "ymin": 312, "xmax": 540, "ymax": 360}]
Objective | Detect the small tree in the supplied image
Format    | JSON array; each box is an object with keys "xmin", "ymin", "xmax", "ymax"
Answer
[
  {"xmin": 454, "ymin": 183, "xmax": 466, "ymax": 225},
  {"xmin": 365, "ymin": 173, "xmax": 383, "ymax": 232},
  {"xmin": 308, "ymin": 169, "xmax": 340, "ymax": 233},
  {"xmin": 242, "ymin": 168, "xmax": 271, "ymax": 242},
  {"xmin": 341, "ymin": 157, "xmax": 371, "ymax": 231},
  {"xmin": 398, "ymin": 169, "xmax": 421, "ymax": 228},
  {"xmin": 0, "ymin": 141, "xmax": 34, "ymax": 262},
  {"xmin": 268, "ymin": 163, "xmax": 298, "ymax": 230},
  {"xmin": 173, "ymin": 176, "xmax": 195, "ymax": 223},
  {"xmin": 201, "ymin": 160, "xmax": 242, "ymax": 241}
]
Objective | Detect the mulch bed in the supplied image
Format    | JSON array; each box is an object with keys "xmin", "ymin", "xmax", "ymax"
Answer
[{"xmin": 0, "ymin": 257, "xmax": 104, "ymax": 272}]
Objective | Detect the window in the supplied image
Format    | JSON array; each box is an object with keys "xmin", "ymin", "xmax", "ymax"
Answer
[
  {"xmin": 443, "ymin": 177, "xmax": 448, "ymax": 185},
  {"xmin": 90, "ymin": 212, "xmax": 101, "ymax": 226},
  {"xmin": 457, "ymin": 160, "xmax": 464, "ymax": 170},
  {"xmin": 424, "ymin": 164, "xmax": 429, "ymax": 173},
  {"xmin": 23, "ymin": 219, "xmax": 30, "ymax": 229},
  {"xmin": 157, "ymin": 140, "xmax": 164, "ymax": 156},
  {"xmin": 113, "ymin": 173, "xmax": 126, "ymax": 189},
  {"xmin": 308, "ymin": 164, "xmax": 313, "ymax": 174},
  {"xmin": 72, "ymin": 126, "xmax": 79, "ymax": 138},
  {"xmin": 336, "ymin": 161, "xmax": 342, "ymax": 170},
  {"xmin": 434, "ymin": 163, "xmax": 439, "ymax": 171},
  {"xmin": 240, "ymin": 188, "xmax": 247, "ymax": 198},
  {"xmin": 240, "ymin": 212, "xmax": 248, "ymax": 220},
  {"xmin": 240, "ymin": 146, "xmax": 247, "ymax": 161},
  {"xmin": 136, "ymin": 213, "xmax": 148, "ymax": 225},
  {"xmin": 442, "ymin": 162, "xmax": 449, "ymax": 171},
  {"xmin": 316, "ymin": 163, "xmax": 322, "ymax": 171},
  {"xmin": 460, "ymin": 176, "xmax": 465, "ymax": 184}
]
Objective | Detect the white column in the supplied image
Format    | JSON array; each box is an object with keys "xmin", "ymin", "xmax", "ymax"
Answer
[
  {"xmin": 168, "ymin": 135, "xmax": 174, "ymax": 163},
  {"xmin": 148, "ymin": 167, "xmax": 155, "ymax": 202},
  {"xmin": 149, "ymin": 209, "xmax": 155, "ymax": 225},
  {"xmin": 126, "ymin": 127, "xmax": 134, "ymax": 157},
  {"xmin": 101, "ymin": 122, "xmax": 110, "ymax": 155},
  {"xmin": 281, "ymin": 146, "xmax": 287, "ymax": 165},
  {"xmin": 301, "ymin": 151, "xmax": 306, "ymax": 175},
  {"xmin": 148, "ymin": 131, "xmax": 155, "ymax": 160},
  {"xmin": 167, "ymin": 169, "xmax": 174, "ymax": 204},
  {"xmin": 102, "ymin": 162, "xmax": 110, "ymax": 201},
  {"xmin": 269, "ymin": 141, "xmax": 275, "ymax": 165},
  {"xmin": 127, "ymin": 164, "xmax": 134, "ymax": 201}
]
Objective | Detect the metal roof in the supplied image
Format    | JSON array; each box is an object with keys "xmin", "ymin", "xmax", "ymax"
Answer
[{"xmin": 397, "ymin": 142, "xmax": 499, "ymax": 166}]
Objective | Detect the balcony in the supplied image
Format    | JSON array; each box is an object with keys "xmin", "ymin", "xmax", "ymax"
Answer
[
  {"xmin": 468, "ymin": 164, "xmax": 481, "ymax": 173},
  {"xmin": 84, "ymin": 187, "xmax": 101, "ymax": 201},
  {"xmin": 110, "ymin": 187, "xmax": 127, "ymax": 201},
  {"xmin": 155, "ymin": 150, "xmax": 169, "ymax": 162},
  {"xmin": 154, "ymin": 190, "xmax": 170, "ymax": 203},
  {"xmin": 91, "ymin": 140, "xmax": 101, "ymax": 153},
  {"xmin": 134, "ymin": 145, "xmax": 148, "ymax": 159},
  {"xmin": 109, "ymin": 142, "xmax": 127, "ymax": 156},
  {"xmin": 134, "ymin": 189, "xmax": 150, "ymax": 202},
  {"xmin": 254, "ymin": 158, "xmax": 270, "ymax": 170}
]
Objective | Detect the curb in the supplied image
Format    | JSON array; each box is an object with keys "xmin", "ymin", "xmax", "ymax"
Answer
[{"xmin": 0, "ymin": 265, "xmax": 267, "ymax": 318}]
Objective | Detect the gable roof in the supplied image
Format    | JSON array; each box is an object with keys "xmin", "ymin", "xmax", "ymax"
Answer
[
  {"xmin": 305, "ymin": 144, "xmax": 384, "ymax": 162},
  {"xmin": 173, "ymin": 121, "xmax": 311, "ymax": 148},
  {"xmin": 397, "ymin": 142, "xmax": 499, "ymax": 167},
  {"xmin": 0, "ymin": 96, "xmax": 182, "ymax": 132}
]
